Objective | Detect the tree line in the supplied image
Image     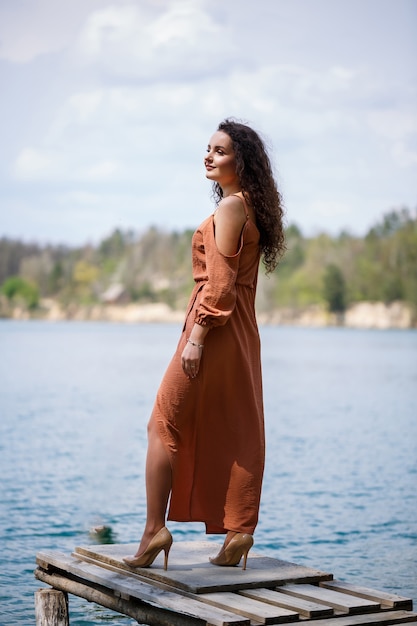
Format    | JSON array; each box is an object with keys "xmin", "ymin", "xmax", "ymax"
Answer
[{"xmin": 0, "ymin": 207, "xmax": 416, "ymax": 316}]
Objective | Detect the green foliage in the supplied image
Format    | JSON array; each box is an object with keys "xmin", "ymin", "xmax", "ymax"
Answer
[
  {"xmin": 278, "ymin": 223, "xmax": 305, "ymax": 277},
  {"xmin": 98, "ymin": 228, "xmax": 133, "ymax": 259},
  {"xmin": 348, "ymin": 207, "xmax": 417, "ymax": 304},
  {"xmin": 323, "ymin": 264, "xmax": 346, "ymax": 312},
  {"xmin": 130, "ymin": 282, "xmax": 157, "ymax": 302},
  {"xmin": 48, "ymin": 261, "xmax": 64, "ymax": 293},
  {"xmin": 73, "ymin": 260, "xmax": 99, "ymax": 284},
  {"xmin": 1, "ymin": 276, "xmax": 39, "ymax": 309},
  {"xmin": 0, "ymin": 207, "xmax": 415, "ymax": 314},
  {"xmin": 367, "ymin": 207, "xmax": 411, "ymax": 238}
]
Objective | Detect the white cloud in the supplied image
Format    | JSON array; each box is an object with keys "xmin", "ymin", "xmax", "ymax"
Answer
[
  {"xmin": 148, "ymin": 0, "xmax": 220, "ymax": 47},
  {"xmin": 13, "ymin": 148, "xmax": 57, "ymax": 180},
  {"xmin": 1, "ymin": 0, "xmax": 416, "ymax": 244},
  {"xmin": 73, "ymin": 0, "xmax": 234, "ymax": 81},
  {"xmin": 367, "ymin": 110, "xmax": 417, "ymax": 142},
  {"xmin": 65, "ymin": 191, "xmax": 102, "ymax": 205},
  {"xmin": 0, "ymin": 0, "xmax": 101, "ymax": 62},
  {"xmin": 11, "ymin": 59, "xmax": 415, "ymax": 195},
  {"xmin": 85, "ymin": 160, "xmax": 121, "ymax": 181},
  {"xmin": 75, "ymin": 5, "xmax": 142, "ymax": 58},
  {"xmin": 13, "ymin": 146, "xmax": 123, "ymax": 184},
  {"xmin": 310, "ymin": 199, "xmax": 353, "ymax": 221},
  {"xmin": 392, "ymin": 141, "xmax": 417, "ymax": 168},
  {"xmin": 68, "ymin": 91, "xmax": 104, "ymax": 122}
]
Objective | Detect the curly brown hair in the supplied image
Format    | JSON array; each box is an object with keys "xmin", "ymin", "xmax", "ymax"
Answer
[{"xmin": 212, "ymin": 119, "xmax": 285, "ymax": 273}]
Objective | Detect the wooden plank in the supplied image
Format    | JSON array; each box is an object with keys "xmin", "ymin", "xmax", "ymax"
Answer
[
  {"xmin": 41, "ymin": 549, "xmax": 253, "ymax": 625},
  {"xmin": 70, "ymin": 550, "xmax": 177, "ymax": 589},
  {"xmin": 271, "ymin": 610, "xmax": 417, "ymax": 626},
  {"xmin": 198, "ymin": 592, "xmax": 298, "ymax": 624},
  {"xmin": 35, "ymin": 569, "xmax": 205, "ymax": 626},
  {"xmin": 35, "ymin": 548, "xmax": 416, "ymax": 626},
  {"xmin": 36, "ymin": 552, "xmax": 249, "ymax": 626},
  {"xmin": 238, "ymin": 588, "xmax": 334, "ymax": 618},
  {"xmin": 72, "ymin": 553, "xmax": 305, "ymax": 622},
  {"xmin": 320, "ymin": 581, "xmax": 413, "ymax": 610},
  {"xmin": 72, "ymin": 542, "xmax": 333, "ymax": 593},
  {"xmin": 278, "ymin": 584, "xmax": 381, "ymax": 614}
]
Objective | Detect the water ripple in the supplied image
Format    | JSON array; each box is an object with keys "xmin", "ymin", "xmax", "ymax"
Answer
[{"xmin": 1, "ymin": 322, "xmax": 416, "ymax": 624}]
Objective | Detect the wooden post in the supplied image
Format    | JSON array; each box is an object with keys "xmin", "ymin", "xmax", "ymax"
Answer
[{"xmin": 35, "ymin": 588, "xmax": 69, "ymax": 626}]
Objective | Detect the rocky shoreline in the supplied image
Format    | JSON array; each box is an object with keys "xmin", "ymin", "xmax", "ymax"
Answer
[
  {"xmin": 3, "ymin": 299, "xmax": 415, "ymax": 329},
  {"xmin": 259, "ymin": 301, "xmax": 415, "ymax": 329}
]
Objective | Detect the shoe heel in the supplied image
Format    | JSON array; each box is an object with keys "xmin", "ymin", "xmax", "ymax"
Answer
[
  {"xmin": 242, "ymin": 546, "xmax": 250, "ymax": 570},
  {"xmin": 163, "ymin": 541, "xmax": 172, "ymax": 570},
  {"xmin": 240, "ymin": 534, "xmax": 253, "ymax": 570},
  {"xmin": 163, "ymin": 536, "xmax": 172, "ymax": 571}
]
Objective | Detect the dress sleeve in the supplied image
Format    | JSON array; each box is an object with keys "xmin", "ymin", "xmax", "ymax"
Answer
[{"xmin": 194, "ymin": 228, "xmax": 241, "ymax": 328}]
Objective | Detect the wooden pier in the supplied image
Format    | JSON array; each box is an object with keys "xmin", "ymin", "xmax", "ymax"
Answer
[{"xmin": 34, "ymin": 541, "xmax": 415, "ymax": 625}]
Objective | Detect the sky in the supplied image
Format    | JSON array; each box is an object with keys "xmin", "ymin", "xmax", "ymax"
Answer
[{"xmin": 0, "ymin": 0, "xmax": 416, "ymax": 246}]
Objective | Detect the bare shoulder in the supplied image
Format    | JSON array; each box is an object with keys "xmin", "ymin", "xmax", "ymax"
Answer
[
  {"xmin": 215, "ymin": 195, "xmax": 246, "ymax": 225},
  {"xmin": 214, "ymin": 195, "xmax": 247, "ymax": 255}
]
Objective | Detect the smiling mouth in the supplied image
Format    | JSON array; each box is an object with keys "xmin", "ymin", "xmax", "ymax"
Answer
[{"xmin": 205, "ymin": 164, "xmax": 215, "ymax": 170}]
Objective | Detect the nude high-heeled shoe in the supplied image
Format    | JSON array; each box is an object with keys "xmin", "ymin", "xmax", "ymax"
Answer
[
  {"xmin": 209, "ymin": 533, "xmax": 253, "ymax": 570},
  {"xmin": 123, "ymin": 527, "xmax": 173, "ymax": 570}
]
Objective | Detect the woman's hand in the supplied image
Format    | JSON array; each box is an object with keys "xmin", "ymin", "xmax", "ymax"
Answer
[
  {"xmin": 181, "ymin": 324, "xmax": 208, "ymax": 378},
  {"xmin": 181, "ymin": 341, "xmax": 203, "ymax": 378}
]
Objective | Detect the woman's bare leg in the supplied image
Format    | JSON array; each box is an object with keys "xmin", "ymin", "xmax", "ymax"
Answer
[
  {"xmin": 133, "ymin": 418, "xmax": 172, "ymax": 557},
  {"xmin": 225, "ymin": 530, "xmax": 238, "ymax": 545},
  {"xmin": 220, "ymin": 531, "xmax": 238, "ymax": 551}
]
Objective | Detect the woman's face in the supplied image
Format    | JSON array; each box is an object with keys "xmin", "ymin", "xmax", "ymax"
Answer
[{"xmin": 204, "ymin": 131, "xmax": 239, "ymax": 188}]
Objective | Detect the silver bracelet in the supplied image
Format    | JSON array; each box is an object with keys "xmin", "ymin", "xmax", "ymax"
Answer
[{"xmin": 187, "ymin": 338, "xmax": 204, "ymax": 349}]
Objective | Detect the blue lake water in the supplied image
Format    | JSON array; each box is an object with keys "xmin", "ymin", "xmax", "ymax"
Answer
[{"xmin": 0, "ymin": 321, "xmax": 416, "ymax": 624}]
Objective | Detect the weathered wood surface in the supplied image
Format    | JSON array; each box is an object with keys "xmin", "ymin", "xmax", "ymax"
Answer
[
  {"xmin": 276, "ymin": 612, "xmax": 417, "ymax": 626},
  {"xmin": 35, "ymin": 545, "xmax": 415, "ymax": 626},
  {"xmin": 277, "ymin": 583, "xmax": 381, "ymax": 613},
  {"xmin": 238, "ymin": 588, "xmax": 334, "ymax": 618},
  {"xmin": 73, "ymin": 541, "xmax": 333, "ymax": 593},
  {"xmin": 36, "ymin": 552, "xmax": 248, "ymax": 626},
  {"xmin": 34, "ymin": 588, "xmax": 69, "ymax": 626},
  {"xmin": 198, "ymin": 591, "xmax": 299, "ymax": 624},
  {"xmin": 35, "ymin": 569, "xmax": 211, "ymax": 626},
  {"xmin": 320, "ymin": 581, "xmax": 414, "ymax": 611}
]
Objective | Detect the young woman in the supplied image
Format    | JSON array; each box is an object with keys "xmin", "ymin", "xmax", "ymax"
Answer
[{"xmin": 123, "ymin": 119, "xmax": 285, "ymax": 571}]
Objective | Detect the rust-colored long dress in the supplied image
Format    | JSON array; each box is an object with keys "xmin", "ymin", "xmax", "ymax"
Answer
[{"xmin": 151, "ymin": 204, "xmax": 264, "ymax": 535}]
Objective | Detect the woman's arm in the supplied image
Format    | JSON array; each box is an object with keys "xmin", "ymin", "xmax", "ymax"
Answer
[{"xmin": 181, "ymin": 196, "xmax": 246, "ymax": 378}]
